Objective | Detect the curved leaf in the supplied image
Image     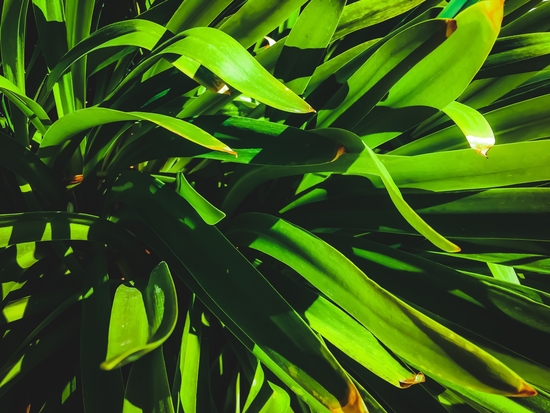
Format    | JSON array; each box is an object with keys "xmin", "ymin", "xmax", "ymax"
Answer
[
  {"xmin": 441, "ymin": 101, "xmax": 496, "ymax": 157},
  {"xmin": 101, "ymin": 262, "xmax": 178, "ymax": 370},
  {"xmin": 357, "ymin": 0, "xmax": 505, "ymax": 147},
  {"xmin": 225, "ymin": 213, "xmax": 537, "ymax": 397},
  {"xmin": 0, "ymin": 75, "xmax": 51, "ymax": 134},
  {"xmin": 316, "ymin": 18, "xmax": 454, "ymax": 129},
  {"xmin": 44, "ymin": 19, "xmax": 166, "ymax": 97},
  {"xmin": 104, "ymin": 170, "xmax": 368, "ymax": 413},
  {"xmin": 264, "ymin": 267, "xmax": 424, "ymax": 389},
  {"xmin": 333, "ymin": 0, "xmax": 426, "ymax": 41},
  {"xmin": 218, "ymin": 0, "xmax": 309, "ymax": 48},
  {"xmin": 118, "ymin": 27, "xmax": 314, "ymax": 113},
  {"xmin": 37, "ymin": 107, "xmax": 236, "ymax": 167},
  {"xmin": 315, "ymin": 128, "xmax": 460, "ymax": 252}
]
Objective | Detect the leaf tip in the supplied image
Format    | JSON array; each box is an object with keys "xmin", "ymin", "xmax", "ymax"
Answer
[
  {"xmin": 514, "ymin": 382, "xmax": 537, "ymax": 397},
  {"xmin": 399, "ymin": 372, "xmax": 425, "ymax": 388},
  {"xmin": 445, "ymin": 19, "xmax": 458, "ymax": 37}
]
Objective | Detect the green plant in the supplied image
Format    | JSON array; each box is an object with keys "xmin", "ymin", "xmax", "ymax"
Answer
[{"xmin": 1, "ymin": 0, "xmax": 549, "ymax": 411}]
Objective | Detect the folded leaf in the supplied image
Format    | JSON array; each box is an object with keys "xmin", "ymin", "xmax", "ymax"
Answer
[{"xmin": 101, "ymin": 262, "xmax": 178, "ymax": 370}]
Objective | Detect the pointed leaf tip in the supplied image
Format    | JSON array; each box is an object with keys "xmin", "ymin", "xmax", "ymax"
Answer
[
  {"xmin": 445, "ymin": 19, "xmax": 457, "ymax": 37},
  {"xmin": 514, "ymin": 382, "xmax": 537, "ymax": 397}
]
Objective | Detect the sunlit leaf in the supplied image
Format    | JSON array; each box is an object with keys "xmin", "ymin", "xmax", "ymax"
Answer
[
  {"xmin": 101, "ymin": 262, "xmax": 178, "ymax": 370},
  {"xmin": 441, "ymin": 101, "xmax": 496, "ymax": 157}
]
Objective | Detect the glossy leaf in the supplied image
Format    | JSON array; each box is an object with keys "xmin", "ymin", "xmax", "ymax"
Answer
[
  {"xmin": 316, "ymin": 128, "xmax": 460, "ymax": 252},
  {"xmin": 37, "ymin": 107, "xmax": 236, "ymax": 167},
  {"xmin": 104, "ymin": 170, "xmax": 368, "ymax": 413},
  {"xmin": 153, "ymin": 27, "xmax": 315, "ymax": 113},
  {"xmin": 274, "ymin": 0, "xmax": 345, "ymax": 95},
  {"xmin": 392, "ymin": 94, "xmax": 550, "ymax": 155},
  {"xmin": 175, "ymin": 172, "xmax": 225, "ymax": 225},
  {"xmin": 44, "ymin": 19, "xmax": 166, "ymax": 96},
  {"xmin": 441, "ymin": 101, "xmax": 496, "ymax": 157},
  {"xmin": 219, "ymin": 0, "xmax": 309, "ymax": 48},
  {"xmin": 225, "ymin": 212, "xmax": 536, "ymax": 396},
  {"xmin": 488, "ymin": 263, "xmax": 521, "ymax": 285},
  {"xmin": 101, "ymin": 262, "xmax": 178, "ymax": 370},
  {"xmin": 316, "ymin": 19, "xmax": 454, "ymax": 129},
  {"xmin": 478, "ymin": 33, "xmax": 550, "ymax": 79},
  {"xmin": 357, "ymin": 0, "xmax": 505, "ymax": 147},
  {"xmin": 107, "ymin": 116, "xmax": 343, "ymax": 177},
  {"xmin": 263, "ymin": 267, "xmax": 424, "ymax": 389},
  {"xmin": 333, "ymin": 0, "xmax": 426, "ymax": 41},
  {"xmin": 0, "ymin": 75, "xmax": 51, "ymax": 134}
]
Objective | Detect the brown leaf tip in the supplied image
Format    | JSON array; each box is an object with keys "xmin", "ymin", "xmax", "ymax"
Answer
[
  {"xmin": 512, "ymin": 382, "xmax": 538, "ymax": 397},
  {"xmin": 399, "ymin": 372, "xmax": 426, "ymax": 388},
  {"xmin": 445, "ymin": 19, "xmax": 458, "ymax": 38}
]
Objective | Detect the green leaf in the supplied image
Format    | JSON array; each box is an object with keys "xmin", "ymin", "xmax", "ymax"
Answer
[
  {"xmin": 218, "ymin": 0, "xmax": 309, "ymax": 48},
  {"xmin": 104, "ymin": 171, "xmax": 368, "ymax": 413},
  {"xmin": 123, "ymin": 347, "xmax": 175, "ymax": 413},
  {"xmin": 80, "ymin": 246, "xmax": 124, "ymax": 413},
  {"xmin": 0, "ymin": 132, "xmax": 65, "ymax": 206},
  {"xmin": 305, "ymin": 39, "xmax": 379, "ymax": 97},
  {"xmin": 32, "ymin": 0, "xmax": 76, "ymax": 117},
  {"xmin": 107, "ymin": 116, "xmax": 343, "ymax": 177},
  {"xmin": 317, "ymin": 128, "xmax": 460, "ymax": 252},
  {"xmin": 225, "ymin": 213, "xmax": 537, "ymax": 396},
  {"xmin": 274, "ymin": 0, "xmax": 346, "ymax": 95},
  {"xmin": 392, "ymin": 94, "xmax": 550, "ymax": 155},
  {"xmin": 0, "ymin": 75, "xmax": 51, "ymax": 134},
  {"xmin": 0, "ymin": 0, "xmax": 31, "ymax": 145},
  {"xmin": 37, "ymin": 107, "xmax": 236, "ymax": 167},
  {"xmin": 333, "ymin": 0, "xmax": 427, "ymax": 41},
  {"xmin": 177, "ymin": 297, "xmax": 213, "ymax": 413},
  {"xmin": 357, "ymin": 0, "xmax": 504, "ymax": 147},
  {"xmin": 263, "ymin": 267, "xmax": 424, "ymax": 389},
  {"xmin": 500, "ymin": 0, "xmax": 550, "ymax": 36},
  {"xmin": 1, "ymin": 0, "xmax": 30, "ymax": 92},
  {"xmin": 382, "ymin": 140, "xmax": 550, "ymax": 192},
  {"xmin": 44, "ymin": 19, "xmax": 166, "ymax": 98},
  {"xmin": 487, "ymin": 263, "xmax": 521, "ymax": 285},
  {"xmin": 166, "ymin": 0, "xmax": 233, "ymax": 33},
  {"xmin": 175, "ymin": 173, "xmax": 225, "ymax": 225},
  {"xmin": 101, "ymin": 262, "xmax": 178, "ymax": 370},
  {"xmin": 150, "ymin": 27, "xmax": 315, "ymax": 113},
  {"xmin": 441, "ymin": 101, "xmax": 495, "ymax": 157},
  {"xmin": 315, "ymin": 19, "xmax": 454, "ymax": 130},
  {"xmin": 478, "ymin": 33, "xmax": 550, "ymax": 79},
  {"xmin": 65, "ymin": 0, "xmax": 95, "ymax": 109}
]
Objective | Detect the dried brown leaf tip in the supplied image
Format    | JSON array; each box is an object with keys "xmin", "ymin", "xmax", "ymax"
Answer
[
  {"xmin": 399, "ymin": 372, "xmax": 426, "ymax": 389},
  {"xmin": 330, "ymin": 380, "xmax": 369, "ymax": 413},
  {"xmin": 512, "ymin": 382, "xmax": 537, "ymax": 397},
  {"xmin": 445, "ymin": 19, "xmax": 458, "ymax": 38},
  {"xmin": 332, "ymin": 145, "xmax": 347, "ymax": 162}
]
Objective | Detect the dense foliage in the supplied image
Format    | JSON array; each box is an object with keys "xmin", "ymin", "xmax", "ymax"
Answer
[{"xmin": 1, "ymin": 0, "xmax": 549, "ymax": 411}]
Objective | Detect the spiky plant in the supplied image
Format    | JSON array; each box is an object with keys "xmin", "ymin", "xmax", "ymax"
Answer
[{"xmin": 1, "ymin": 0, "xmax": 549, "ymax": 412}]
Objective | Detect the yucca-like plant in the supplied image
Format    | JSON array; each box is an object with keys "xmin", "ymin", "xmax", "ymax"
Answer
[{"xmin": 1, "ymin": 0, "xmax": 549, "ymax": 411}]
